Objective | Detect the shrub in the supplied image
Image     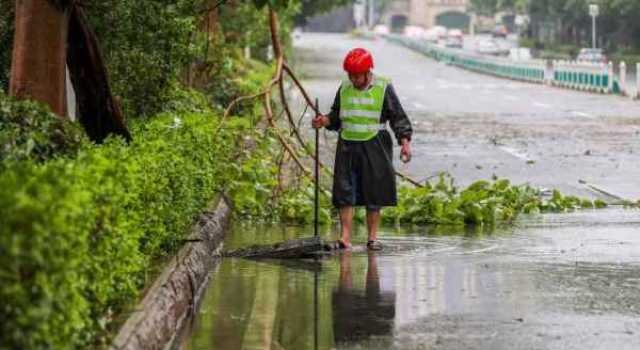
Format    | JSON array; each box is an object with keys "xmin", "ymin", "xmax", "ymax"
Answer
[
  {"xmin": 0, "ymin": 92, "xmax": 86, "ymax": 165},
  {"xmin": 0, "ymin": 111, "xmax": 243, "ymax": 348}
]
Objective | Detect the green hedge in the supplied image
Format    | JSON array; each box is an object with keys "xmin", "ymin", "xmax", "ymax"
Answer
[
  {"xmin": 0, "ymin": 109, "xmax": 244, "ymax": 348},
  {"xmin": 0, "ymin": 95, "xmax": 86, "ymax": 165}
]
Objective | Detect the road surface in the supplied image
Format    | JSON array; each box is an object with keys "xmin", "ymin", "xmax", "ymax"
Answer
[{"xmin": 291, "ymin": 33, "xmax": 640, "ymax": 201}]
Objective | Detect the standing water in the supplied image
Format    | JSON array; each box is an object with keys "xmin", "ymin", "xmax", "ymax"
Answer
[{"xmin": 177, "ymin": 208, "xmax": 640, "ymax": 349}]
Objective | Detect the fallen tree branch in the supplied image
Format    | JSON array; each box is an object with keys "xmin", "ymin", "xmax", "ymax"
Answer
[
  {"xmin": 264, "ymin": 92, "xmax": 310, "ymax": 177},
  {"xmin": 217, "ymin": 7, "xmax": 423, "ymax": 189}
]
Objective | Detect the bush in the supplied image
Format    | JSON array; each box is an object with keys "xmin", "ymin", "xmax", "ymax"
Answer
[
  {"xmin": 0, "ymin": 110, "xmax": 245, "ymax": 348},
  {"xmin": 0, "ymin": 92, "xmax": 86, "ymax": 165}
]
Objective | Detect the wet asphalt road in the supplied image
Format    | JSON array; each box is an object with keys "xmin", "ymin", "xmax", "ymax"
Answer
[
  {"xmin": 182, "ymin": 210, "xmax": 640, "ymax": 350},
  {"xmin": 290, "ymin": 33, "xmax": 640, "ymax": 201},
  {"xmin": 179, "ymin": 33, "xmax": 640, "ymax": 350}
]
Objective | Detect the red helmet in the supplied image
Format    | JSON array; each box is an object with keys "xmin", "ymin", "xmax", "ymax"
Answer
[{"xmin": 343, "ymin": 48, "xmax": 374, "ymax": 74}]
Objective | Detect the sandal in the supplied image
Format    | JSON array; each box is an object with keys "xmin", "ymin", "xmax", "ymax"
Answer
[
  {"xmin": 367, "ymin": 240, "xmax": 383, "ymax": 251},
  {"xmin": 324, "ymin": 239, "xmax": 351, "ymax": 251}
]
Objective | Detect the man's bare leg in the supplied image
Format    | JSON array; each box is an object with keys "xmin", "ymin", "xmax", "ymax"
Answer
[
  {"xmin": 339, "ymin": 206, "xmax": 354, "ymax": 245},
  {"xmin": 366, "ymin": 209, "xmax": 381, "ymax": 242}
]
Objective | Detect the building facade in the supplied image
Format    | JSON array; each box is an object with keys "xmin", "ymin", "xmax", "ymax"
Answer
[{"xmin": 382, "ymin": 0, "xmax": 470, "ymax": 32}]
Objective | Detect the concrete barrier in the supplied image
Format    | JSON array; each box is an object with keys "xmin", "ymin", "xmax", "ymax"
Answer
[{"xmin": 386, "ymin": 34, "xmax": 638, "ymax": 98}]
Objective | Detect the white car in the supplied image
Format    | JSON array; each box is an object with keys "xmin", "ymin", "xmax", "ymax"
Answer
[
  {"xmin": 423, "ymin": 29, "xmax": 439, "ymax": 42},
  {"xmin": 445, "ymin": 36, "xmax": 463, "ymax": 48},
  {"xmin": 403, "ymin": 25, "xmax": 427, "ymax": 39},
  {"xmin": 373, "ymin": 25, "xmax": 390, "ymax": 35},
  {"xmin": 447, "ymin": 29, "xmax": 463, "ymax": 37},
  {"xmin": 476, "ymin": 40, "xmax": 500, "ymax": 55},
  {"xmin": 509, "ymin": 48, "xmax": 532, "ymax": 60},
  {"xmin": 432, "ymin": 26, "xmax": 448, "ymax": 40}
]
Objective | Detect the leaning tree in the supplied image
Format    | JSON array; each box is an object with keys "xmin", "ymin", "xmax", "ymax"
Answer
[{"xmin": 10, "ymin": 0, "xmax": 130, "ymax": 141}]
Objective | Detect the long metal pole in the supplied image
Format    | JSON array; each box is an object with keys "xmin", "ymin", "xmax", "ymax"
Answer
[
  {"xmin": 314, "ymin": 98, "xmax": 320, "ymax": 237},
  {"xmin": 313, "ymin": 269, "xmax": 319, "ymax": 350},
  {"xmin": 592, "ymin": 15, "xmax": 596, "ymax": 49},
  {"xmin": 369, "ymin": 0, "xmax": 374, "ymax": 28}
]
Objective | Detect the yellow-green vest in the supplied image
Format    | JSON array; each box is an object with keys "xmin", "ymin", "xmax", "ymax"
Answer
[{"xmin": 339, "ymin": 75, "xmax": 388, "ymax": 141}]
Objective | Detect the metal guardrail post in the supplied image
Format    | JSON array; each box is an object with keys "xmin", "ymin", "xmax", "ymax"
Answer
[
  {"xmin": 637, "ymin": 63, "xmax": 640, "ymax": 99},
  {"xmin": 619, "ymin": 61, "xmax": 627, "ymax": 96},
  {"xmin": 607, "ymin": 61, "xmax": 614, "ymax": 93}
]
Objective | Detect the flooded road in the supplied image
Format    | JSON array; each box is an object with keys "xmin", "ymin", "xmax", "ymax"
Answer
[
  {"xmin": 177, "ymin": 33, "xmax": 640, "ymax": 349},
  {"xmin": 179, "ymin": 209, "xmax": 640, "ymax": 350},
  {"xmin": 289, "ymin": 33, "xmax": 640, "ymax": 201}
]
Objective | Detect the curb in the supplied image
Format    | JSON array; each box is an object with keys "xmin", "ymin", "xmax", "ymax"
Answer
[{"xmin": 110, "ymin": 196, "xmax": 231, "ymax": 350}]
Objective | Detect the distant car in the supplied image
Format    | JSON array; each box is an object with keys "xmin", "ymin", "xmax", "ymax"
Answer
[
  {"xmin": 448, "ymin": 29, "xmax": 463, "ymax": 37},
  {"xmin": 492, "ymin": 25, "xmax": 508, "ymax": 38},
  {"xmin": 476, "ymin": 40, "xmax": 500, "ymax": 55},
  {"xmin": 445, "ymin": 36, "xmax": 463, "ymax": 48},
  {"xmin": 403, "ymin": 25, "xmax": 427, "ymax": 39},
  {"xmin": 432, "ymin": 26, "xmax": 448, "ymax": 40},
  {"xmin": 373, "ymin": 25, "xmax": 390, "ymax": 35},
  {"xmin": 423, "ymin": 29, "xmax": 439, "ymax": 42},
  {"xmin": 576, "ymin": 48, "xmax": 607, "ymax": 63},
  {"xmin": 509, "ymin": 48, "xmax": 532, "ymax": 60}
]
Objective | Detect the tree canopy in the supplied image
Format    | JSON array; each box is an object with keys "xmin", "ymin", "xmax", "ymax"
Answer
[{"xmin": 471, "ymin": 0, "xmax": 640, "ymax": 49}]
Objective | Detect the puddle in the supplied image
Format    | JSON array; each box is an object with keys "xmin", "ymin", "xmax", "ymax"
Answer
[{"xmin": 177, "ymin": 208, "xmax": 640, "ymax": 349}]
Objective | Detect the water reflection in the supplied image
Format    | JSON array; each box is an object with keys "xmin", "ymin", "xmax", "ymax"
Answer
[
  {"xmin": 332, "ymin": 252, "xmax": 395, "ymax": 347},
  {"xmin": 182, "ymin": 251, "xmax": 398, "ymax": 350},
  {"xmin": 182, "ymin": 210, "xmax": 640, "ymax": 349}
]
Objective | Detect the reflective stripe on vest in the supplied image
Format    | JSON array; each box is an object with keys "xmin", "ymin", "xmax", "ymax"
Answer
[
  {"xmin": 341, "ymin": 123, "xmax": 386, "ymax": 132},
  {"xmin": 339, "ymin": 75, "xmax": 387, "ymax": 141}
]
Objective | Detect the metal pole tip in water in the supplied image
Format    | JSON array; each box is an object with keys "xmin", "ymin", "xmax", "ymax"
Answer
[{"xmin": 314, "ymin": 98, "xmax": 320, "ymax": 238}]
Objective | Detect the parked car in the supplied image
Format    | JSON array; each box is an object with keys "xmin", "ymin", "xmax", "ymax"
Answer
[
  {"xmin": 423, "ymin": 29, "xmax": 439, "ymax": 42},
  {"xmin": 509, "ymin": 48, "xmax": 532, "ymax": 61},
  {"xmin": 576, "ymin": 48, "xmax": 607, "ymax": 63},
  {"xmin": 373, "ymin": 24, "xmax": 390, "ymax": 35},
  {"xmin": 447, "ymin": 29, "xmax": 463, "ymax": 38},
  {"xmin": 476, "ymin": 40, "xmax": 501, "ymax": 55},
  {"xmin": 445, "ymin": 36, "xmax": 463, "ymax": 48},
  {"xmin": 492, "ymin": 25, "xmax": 508, "ymax": 38},
  {"xmin": 432, "ymin": 26, "xmax": 448, "ymax": 40},
  {"xmin": 403, "ymin": 25, "xmax": 427, "ymax": 39}
]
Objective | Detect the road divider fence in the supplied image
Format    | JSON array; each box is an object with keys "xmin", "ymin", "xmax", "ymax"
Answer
[
  {"xmin": 385, "ymin": 34, "xmax": 639, "ymax": 99},
  {"xmin": 551, "ymin": 60, "xmax": 612, "ymax": 93},
  {"xmin": 387, "ymin": 34, "xmax": 546, "ymax": 84}
]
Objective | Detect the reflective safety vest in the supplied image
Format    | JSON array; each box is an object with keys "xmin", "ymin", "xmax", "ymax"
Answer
[{"xmin": 339, "ymin": 75, "xmax": 388, "ymax": 141}]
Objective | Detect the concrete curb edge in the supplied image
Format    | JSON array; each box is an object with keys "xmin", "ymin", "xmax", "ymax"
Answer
[{"xmin": 110, "ymin": 196, "xmax": 232, "ymax": 350}]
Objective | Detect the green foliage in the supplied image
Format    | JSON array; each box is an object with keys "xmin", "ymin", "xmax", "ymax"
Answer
[
  {"xmin": 221, "ymin": 127, "xmax": 332, "ymax": 224},
  {"xmin": 0, "ymin": 92, "xmax": 86, "ymax": 165},
  {"xmin": 84, "ymin": 0, "xmax": 206, "ymax": 117},
  {"xmin": 0, "ymin": 56, "xmax": 273, "ymax": 347},
  {"xmin": 381, "ymin": 175, "xmax": 606, "ymax": 226},
  {"xmin": 0, "ymin": 107, "xmax": 255, "ymax": 348},
  {"xmin": 488, "ymin": 0, "xmax": 640, "ymax": 50}
]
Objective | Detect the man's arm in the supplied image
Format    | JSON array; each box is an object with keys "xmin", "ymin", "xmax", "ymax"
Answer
[
  {"xmin": 312, "ymin": 87, "xmax": 341, "ymax": 130},
  {"xmin": 382, "ymin": 84, "xmax": 413, "ymax": 144},
  {"xmin": 382, "ymin": 84, "xmax": 413, "ymax": 162}
]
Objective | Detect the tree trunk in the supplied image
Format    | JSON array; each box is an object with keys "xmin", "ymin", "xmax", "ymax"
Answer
[
  {"xmin": 66, "ymin": 4, "xmax": 131, "ymax": 142},
  {"xmin": 10, "ymin": 0, "xmax": 69, "ymax": 117}
]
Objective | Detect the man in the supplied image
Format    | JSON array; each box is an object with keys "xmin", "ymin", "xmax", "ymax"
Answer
[{"xmin": 312, "ymin": 47, "xmax": 413, "ymax": 251}]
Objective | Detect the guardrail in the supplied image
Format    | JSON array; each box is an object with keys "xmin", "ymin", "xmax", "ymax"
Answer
[
  {"xmin": 386, "ymin": 34, "xmax": 546, "ymax": 84},
  {"xmin": 551, "ymin": 60, "xmax": 612, "ymax": 93},
  {"xmin": 385, "ymin": 34, "xmax": 640, "ymax": 99}
]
